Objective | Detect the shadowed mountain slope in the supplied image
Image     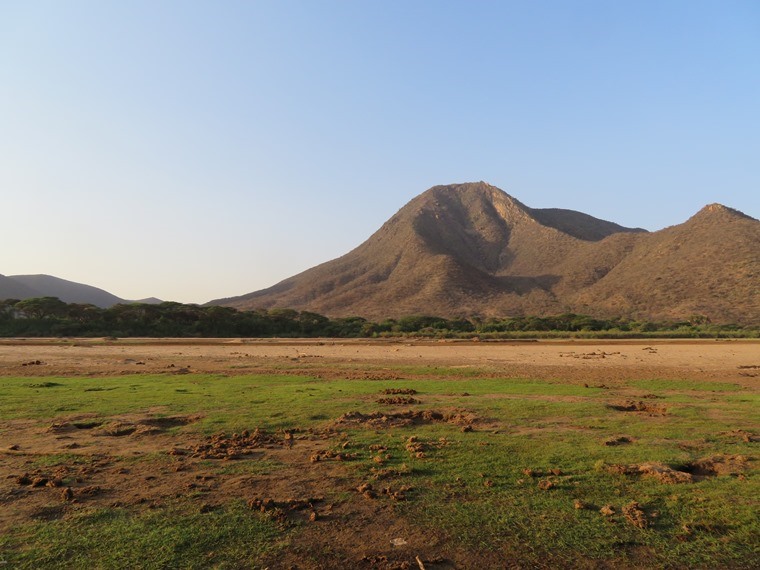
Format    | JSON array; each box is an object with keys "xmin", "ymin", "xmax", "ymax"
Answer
[
  {"xmin": 0, "ymin": 274, "xmax": 42, "ymax": 301},
  {"xmin": 210, "ymin": 182, "xmax": 759, "ymax": 324}
]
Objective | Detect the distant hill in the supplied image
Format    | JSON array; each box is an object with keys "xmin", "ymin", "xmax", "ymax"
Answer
[
  {"xmin": 0, "ymin": 274, "xmax": 162, "ymax": 308},
  {"xmin": 132, "ymin": 297, "xmax": 163, "ymax": 305},
  {"xmin": 0, "ymin": 274, "xmax": 42, "ymax": 301},
  {"xmin": 209, "ymin": 182, "xmax": 760, "ymax": 324}
]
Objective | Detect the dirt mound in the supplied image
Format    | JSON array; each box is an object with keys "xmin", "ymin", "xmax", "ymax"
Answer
[
  {"xmin": 333, "ymin": 409, "xmax": 477, "ymax": 429},
  {"xmin": 380, "ymin": 388, "xmax": 418, "ymax": 395},
  {"xmin": 608, "ymin": 400, "xmax": 667, "ymax": 415},
  {"xmin": 376, "ymin": 396, "xmax": 420, "ymax": 405},
  {"xmin": 721, "ymin": 430, "xmax": 758, "ymax": 443},
  {"xmin": 607, "ymin": 462, "xmax": 694, "ymax": 484},
  {"xmin": 685, "ymin": 454, "xmax": 751, "ymax": 477},
  {"xmin": 181, "ymin": 429, "xmax": 281, "ymax": 460}
]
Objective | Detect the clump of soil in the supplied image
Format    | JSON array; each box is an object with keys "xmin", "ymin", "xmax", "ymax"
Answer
[
  {"xmin": 380, "ymin": 485, "xmax": 413, "ymax": 501},
  {"xmin": 622, "ymin": 501, "xmax": 648, "ymax": 529},
  {"xmin": 405, "ymin": 436, "xmax": 426, "ymax": 458},
  {"xmin": 376, "ymin": 396, "xmax": 420, "ymax": 405},
  {"xmin": 309, "ymin": 449, "xmax": 357, "ymax": 463},
  {"xmin": 608, "ymin": 400, "xmax": 667, "ymax": 415},
  {"xmin": 356, "ymin": 482, "xmax": 377, "ymax": 500},
  {"xmin": 370, "ymin": 464, "xmax": 413, "ymax": 480},
  {"xmin": 380, "ymin": 388, "xmax": 418, "ymax": 395},
  {"xmin": 333, "ymin": 409, "xmax": 477, "ymax": 429}
]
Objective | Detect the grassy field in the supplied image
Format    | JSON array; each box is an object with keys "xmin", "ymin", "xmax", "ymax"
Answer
[{"xmin": 0, "ymin": 360, "xmax": 758, "ymax": 569}]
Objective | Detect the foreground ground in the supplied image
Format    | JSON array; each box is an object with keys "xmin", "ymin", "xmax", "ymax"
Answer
[{"xmin": 0, "ymin": 338, "xmax": 758, "ymax": 569}]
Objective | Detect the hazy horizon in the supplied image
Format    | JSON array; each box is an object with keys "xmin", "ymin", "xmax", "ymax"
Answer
[{"xmin": 2, "ymin": 1, "xmax": 758, "ymax": 303}]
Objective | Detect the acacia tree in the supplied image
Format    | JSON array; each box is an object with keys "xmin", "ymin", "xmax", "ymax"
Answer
[
  {"xmin": 14, "ymin": 297, "xmax": 68, "ymax": 320},
  {"xmin": 0, "ymin": 299, "xmax": 20, "ymax": 321}
]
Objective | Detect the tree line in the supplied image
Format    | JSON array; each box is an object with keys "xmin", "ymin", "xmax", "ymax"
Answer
[{"xmin": 0, "ymin": 297, "xmax": 756, "ymax": 338}]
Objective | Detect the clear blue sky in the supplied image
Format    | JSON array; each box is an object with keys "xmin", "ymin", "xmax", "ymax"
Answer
[{"xmin": 1, "ymin": 1, "xmax": 758, "ymax": 303}]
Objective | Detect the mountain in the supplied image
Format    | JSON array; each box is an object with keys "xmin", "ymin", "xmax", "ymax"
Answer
[
  {"xmin": 3, "ymin": 275, "xmax": 125, "ymax": 308},
  {"xmin": 210, "ymin": 182, "xmax": 759, "ymax": 324},
  {"xmin": 0, "ymin": 274, "xmax": 163, "ymax": 308},
  {"xmin": 132, "ymin": 297, "xmax": 163, "ymax": 305}
]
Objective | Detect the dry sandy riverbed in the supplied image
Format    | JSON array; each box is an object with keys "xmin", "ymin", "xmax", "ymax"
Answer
[{"xmin": 0, "ymin": 338, "xmax": 758, "ymax": 385}]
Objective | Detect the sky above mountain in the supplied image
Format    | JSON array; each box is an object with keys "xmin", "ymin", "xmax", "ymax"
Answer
[{"xmin": 1, "ymin": 1, "xmax": 758, "ymax": 304}]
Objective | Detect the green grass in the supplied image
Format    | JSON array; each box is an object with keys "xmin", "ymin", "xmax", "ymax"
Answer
[
  {"xmin": 1, "ymin": 370, "xmax": 757, "ymax": 568},
  {"xmin": 0, "ymin": 501, "xmax": 284, "ymax": 569}
]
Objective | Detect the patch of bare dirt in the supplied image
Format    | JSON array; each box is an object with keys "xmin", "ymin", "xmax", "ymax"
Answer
[{"xmin": 380, "ymin": 388, "xmax": 418, "ymax": 395}]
